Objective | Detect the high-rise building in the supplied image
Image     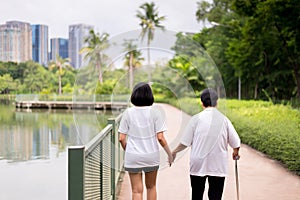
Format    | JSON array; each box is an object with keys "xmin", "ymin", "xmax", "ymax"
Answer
[
  {"xmin": 31, "ymin": 24, "xmax": 49, "ymax": 66},
  {"xmin": 0, "ymin": 21, "xmax": 32, "ymax": 62},
  {"xmin": 50, "ymin": 38, "xmax": 68, "ymax": 61},
  {"xmin": 0, "ymin": 24, "xmax": 20, "ymax": 62},
  {"xmin": 68, "ymin": 24, "xmax": 93, "ymax": 69}
]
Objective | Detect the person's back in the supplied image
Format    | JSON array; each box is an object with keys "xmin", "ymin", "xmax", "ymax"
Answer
[
  {"xmin": 118, "ymin": 82, "xmax": 173, "ymax": 200},
  {"xmin": 121, "ymin": 106, "xmax": 164, "ymax": 169},
  {"xmin": 184, "ymin": 107, "xmax": 240, "ymax": 177},
  {"xmin": 172, "ymin": 88, "xmax": 241, "ymax": 200}
]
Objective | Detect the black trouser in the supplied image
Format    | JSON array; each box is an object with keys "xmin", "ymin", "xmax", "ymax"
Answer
[{"xmin": 190, "ymin": 175, "xmax": 225, "ymax": 200}]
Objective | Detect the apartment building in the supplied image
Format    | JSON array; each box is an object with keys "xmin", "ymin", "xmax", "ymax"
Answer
[
  {"xmin": 68, "ymin": 24, "xmax": 93, "ymax": 69},
  {"xmin": 0, "ymin": 21, "xmax": 32, "ymax": 62}
]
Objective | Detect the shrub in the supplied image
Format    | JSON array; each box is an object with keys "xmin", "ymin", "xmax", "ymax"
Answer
[{"xmin": 225, "ymin": 100, "xmax": 300, "ymax": 175}]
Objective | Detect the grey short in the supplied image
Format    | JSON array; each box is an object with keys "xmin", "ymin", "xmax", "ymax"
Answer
[{"xmin": 125, "ymin": 165, "xmax": 159, "ymax": 173}]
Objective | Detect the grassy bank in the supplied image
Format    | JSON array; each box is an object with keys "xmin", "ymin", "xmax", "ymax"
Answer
[{"xmin": 159, "ymin": 97, "xmax": 300, "ymax": 176}]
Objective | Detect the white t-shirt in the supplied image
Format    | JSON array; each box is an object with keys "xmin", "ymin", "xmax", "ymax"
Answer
[
  {"xmin": 118, "ymin": 105, "xmax": 167, "ymax": 168},
  {"xmin": 181, "ymin": 107, "xmax": 240, "ymax": 177}
]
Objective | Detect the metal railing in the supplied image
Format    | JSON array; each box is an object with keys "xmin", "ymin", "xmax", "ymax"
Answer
[
  {"xmin": 0, "ymin": 94, "xmax": 16, "ymax": 100},
  {"xmin": 15, "ymin": 94, "xmax": 130, "ymax": 103},
  {"xmin": 68, "ymin": 114, "xmax": 124, "ymax": 200}
]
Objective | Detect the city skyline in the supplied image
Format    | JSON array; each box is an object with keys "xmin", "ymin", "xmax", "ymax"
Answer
[
  {"xmin": 0, "ymin": 0, "xmax": 202, "ymax": 39},
  {"xmin": 0, "ymin": 20, "xmax": 94, "ymax": 67}
]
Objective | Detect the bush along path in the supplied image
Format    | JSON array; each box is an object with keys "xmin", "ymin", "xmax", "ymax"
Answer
[{"xmin": 225, "ymin": 100, "xmax": 300, "ymax": 176}]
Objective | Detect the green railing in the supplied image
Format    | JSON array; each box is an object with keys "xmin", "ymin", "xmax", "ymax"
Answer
[{"xmin": 68, "ymin": 114, "xmax": 124, "ymax": 200}]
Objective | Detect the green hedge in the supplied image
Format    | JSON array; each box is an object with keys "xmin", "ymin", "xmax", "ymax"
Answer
[
  {"xmin": 225, "ymin": 100, "xmax": 300, "ymax": 175},
  {"xmin": 165, "ymin": 98, "xmax": 300, "ymax": 176}
]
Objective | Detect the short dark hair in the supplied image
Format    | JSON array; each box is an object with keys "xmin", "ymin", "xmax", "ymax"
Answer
[
  {"xmin": 200, "ymin": 88, "xmax": 218, "ymax": 107},
  {"xmin": 130, "ymin": 82, "xmax": 154, "ymax": 106}
]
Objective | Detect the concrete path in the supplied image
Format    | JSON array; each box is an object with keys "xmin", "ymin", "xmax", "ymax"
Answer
[{"xmin": 117, "ymin": 104, "xmax": 300, "ymax": 200}]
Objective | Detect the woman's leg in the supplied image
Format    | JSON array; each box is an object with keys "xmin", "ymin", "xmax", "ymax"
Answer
[
  {"xmin": 129, "ymin": 172, "xmax": 143, "ymax": 200},
  {"xmin": 145, "ymin": 170, "xmax": 158, "ymax": 200},
  {"xmin": 207, "ymin": 176, "xmax": 225, "ymax": 200},
  {"xmin": 190, "ymin": 175, "xmax": 207, "ymax": 200}
]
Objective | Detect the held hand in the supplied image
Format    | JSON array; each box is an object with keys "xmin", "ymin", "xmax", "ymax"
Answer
[
  {"xmin": 171, "ymin": 144, "xmax": 187, "ymax": 163},
  {"xmin": 162, "ymin": 144, "xmax": 173, "ymax": 167},
  {"xmin": 168, "ymin": 154, "xmax": 173, "ymax": 167}
]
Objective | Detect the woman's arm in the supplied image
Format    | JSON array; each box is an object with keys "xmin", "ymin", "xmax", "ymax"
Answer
[
  {"xmin": 157, "ymin": 132, "xmax": 168, "ymax": 146},
  {"xmin": 157, "ymin": 132, "xmax": 173, "ymax": 166},
  {"xmin": 172, "ymin": 143, "xmax": 187, "ymax": 161},
  {"xmin": 173, "ymin": 143, "xmax": 187, "ymax": 154},
  {"xmin": 119, "ymin": 133, "xmax": 127, "ymax": 150}
]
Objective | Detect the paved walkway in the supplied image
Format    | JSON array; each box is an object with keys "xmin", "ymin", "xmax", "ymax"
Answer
[{"xmin": 117, "ymin": 104, "xmax": 300, "ymax": 200}]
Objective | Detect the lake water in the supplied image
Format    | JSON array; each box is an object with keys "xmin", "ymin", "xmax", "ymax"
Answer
[{"xmin": 0, "ymin": 100, "xmax": 119, "ymax": 200}]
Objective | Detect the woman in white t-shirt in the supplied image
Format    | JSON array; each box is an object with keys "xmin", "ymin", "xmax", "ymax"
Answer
[
  {"xmin": 172, "ymin": 88, "xmax": 241, "ymax": 200},
  {"xmin": 118, "ymin": 82, "xmax": 173, "ymax": 200}
]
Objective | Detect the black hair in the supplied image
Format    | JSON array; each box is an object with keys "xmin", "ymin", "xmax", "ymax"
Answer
[
  {"xmin": 200, "ymin": 88, "xmax": 218, "ymax": 107},
  {"xmin": 130, "ymin": 82, "xmax": 154, "ymax": 106}
]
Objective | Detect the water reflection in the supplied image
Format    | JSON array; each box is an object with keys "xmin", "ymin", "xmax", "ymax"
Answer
[
  {"xmin": 0, "ymin": 100, "xmax": 120, "ymax": 199},
  {"xmin": 0, "ymin": 101, "xmax": 117, "ymax": 163}
]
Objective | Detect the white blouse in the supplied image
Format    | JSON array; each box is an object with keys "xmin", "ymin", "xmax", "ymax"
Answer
[
  {"xmin": 118, "ymin": 105, "xmax": 167, "ymax": 168},
  {"xmin": 181, "ymin": 107, "xmax": 241, "ymax": 177}
]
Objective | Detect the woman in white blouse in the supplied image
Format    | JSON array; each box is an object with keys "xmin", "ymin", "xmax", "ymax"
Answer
[
  {"xmin": 118, "ymin": 82, "xmax": 173, "ymax": 200},
  {"xmin": 172, "ymin": 88, "xmax": 241, "ymax": 200}
]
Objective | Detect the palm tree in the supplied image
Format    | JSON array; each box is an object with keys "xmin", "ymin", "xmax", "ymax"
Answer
[
  {"xmin": 49, "ymin": 55, "xmax": 72, "ymax": 95},
  {"xmin": 136, "ymin": 2, "xmax": 166, "ymax": 81},
  {"xmin": 80, "ymin": 29, "xmax": 109, "ymax": 84},
  {"xmin": 123, "ymin": 39, "xmax": 144, "ymax": 90}
]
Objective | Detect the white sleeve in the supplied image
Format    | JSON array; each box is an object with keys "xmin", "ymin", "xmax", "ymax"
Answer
[
  {"xmin": 118, "ymin": 109, "xmax": 129, "ymax": 134},
  {"xmin": 153, "ymin": 106, "xmax": 167, "ymax": 133},
  {"xmin": 180, "ymin": 115, "xmax": 197, "ymax": 147},
  {"xmin": 227, "ymin": 118, "xmax": 241, "ymax": 148}
]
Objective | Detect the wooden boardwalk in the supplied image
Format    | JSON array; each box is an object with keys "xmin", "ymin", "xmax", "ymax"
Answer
[{"xmin": 15, "ymin": 101, "xmax": 128, "ymax": 110}]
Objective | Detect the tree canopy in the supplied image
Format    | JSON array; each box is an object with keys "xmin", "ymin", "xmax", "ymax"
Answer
[{"xmin": 194, "ymin": 0, "xmax": 300, "ymax": 101}]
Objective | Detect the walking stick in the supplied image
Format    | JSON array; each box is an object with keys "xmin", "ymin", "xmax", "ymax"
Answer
[{"xmin": 235, "ymin": 157, "xmax": 240, "ymax": 200}]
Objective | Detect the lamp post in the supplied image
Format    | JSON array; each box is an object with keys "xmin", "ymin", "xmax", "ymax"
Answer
[{"xmin": 238, "ymin": 76, "xmax": 241, "ymax": 100}]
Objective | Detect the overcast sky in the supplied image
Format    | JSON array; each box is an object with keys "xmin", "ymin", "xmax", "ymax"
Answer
[{"xmin": 0, "ymin": 0, "xmax": 204, "ymax": 39}]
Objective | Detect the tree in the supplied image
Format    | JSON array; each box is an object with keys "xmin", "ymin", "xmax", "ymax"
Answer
[
  {"xmin": 80, "ymin": 29, "xmax": 110, "ymax": 84},
  {"xmin": 49, "ymin": 55, "xmax": 72, "ymax": 95},
  {"xmin": 0, "ymin": 74, "xmax": 16, "ymax": 94},
  {"xmin": 0, "ymin": 61, "xmax": 24, "ymax": 80},
  {"xmin": 136, "ymin": 2, "xmax": 166, "ymax": 81},
  {"xmin": 22, "ymin": 61, "xmax": 51, "ymax": 93},
  {"xmin": 196, "ymin": 0, "xmax": 246, "ymax": 99},
  {"xmin": 232, "ymin": 0, "xmax": 300, "ymax": 100},
  {"xmin": 123, "ymin": 39, "xmax": 144, "ymax": 90},
  {"xmin": 170, "ymin": 33, "xmax": 205, "ymax": 91},
  {"xmin": 195, "ymin": 0, "xmax": 300, "ymax": 100}
]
